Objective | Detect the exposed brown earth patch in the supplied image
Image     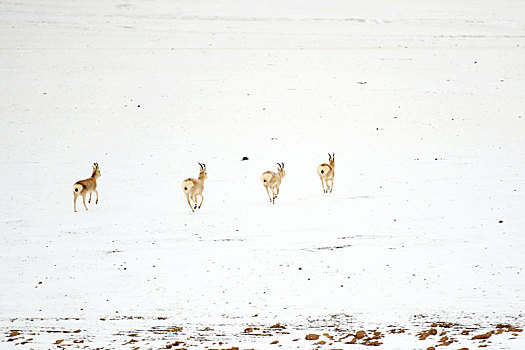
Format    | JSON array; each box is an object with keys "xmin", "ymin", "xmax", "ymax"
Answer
[{"xmin": 2, "ymin": 317, "xmax": 522, "ymax": 348}]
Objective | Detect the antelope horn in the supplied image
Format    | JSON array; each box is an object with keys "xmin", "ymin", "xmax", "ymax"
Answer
[
  {"xmin": 202, "ymin": 163, "xmax": 206, "ymax": 169},
  {"xmin": 280, "ymin": 162, "xmax": 284, "ymax": 169},
  {"xmin": 198, "ymin": 162, "xmax": 203, "ymax": 169},
  {"xmin": 93, "ymin": 163, "xmax": 98, "ymax": 168},
  {"xmin": 277, "ymin": 163, "xmax": 281, "ymax": 169}
]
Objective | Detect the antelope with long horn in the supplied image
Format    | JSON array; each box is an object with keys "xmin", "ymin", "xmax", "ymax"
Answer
[
  {"xmin": 181, "ymin": 162, "xmax": 208, "ymax": 213},
  {"xmin": 260, "ymin": 162, "xmax": 286, "ymax": 204},
  {"xmin": 317, "ymin": 153, "xmax": 335, "ymax": 193},
  {"xmin": 73, "ymin": 163, "xmax": 101, "ymax": 212}
]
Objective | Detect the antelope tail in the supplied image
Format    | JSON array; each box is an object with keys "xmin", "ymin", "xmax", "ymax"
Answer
[
  {"xmin": 260, "ymin": 173, "xmax": 272, "ymax": 184},
  {"xmin": 181, "ymin": 180, "xmax": 194, "ymax": 194},
  {"xmin": 73, "ymin": 183, "xmax": 84, "ymax": 194}
]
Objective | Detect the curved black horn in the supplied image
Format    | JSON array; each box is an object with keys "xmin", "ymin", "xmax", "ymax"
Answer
[
  {"xmin": 280, "ymin": 162, "xmax": 284, "ymax": 168},
  {"xmin": 202, "ymin": 163, "xmax": 206, "ymax": 169},
  {"xmin": 93, "ymin": 163, "xmax": 98, "ymax": 168},
  {"xmin": 197, "ymin": 162, "xmax": 203, "ymax": 169},
  {"xmin": 277, "ymin": 163, "xmax": 281, "ymax": 168}
]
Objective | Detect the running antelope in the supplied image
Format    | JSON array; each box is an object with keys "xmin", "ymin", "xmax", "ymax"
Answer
[
  {"xmin": 260, "ymin": 162, "xmax": 286, "ymax": 204},
  {"xmin": 181, "ymin": 162, "xmax": 207, "ymax": 213},
  {"xmin": 317, "ymin": 153, "xmax": 335, "ymax": 193},
  {"xmin": 73, "ymin": 163, "xmax": 101, "ymax": 212}
]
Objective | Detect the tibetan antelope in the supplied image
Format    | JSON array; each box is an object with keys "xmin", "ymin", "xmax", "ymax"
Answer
[
  {"xmin": 181, "ymin": 162, "xmax": 207, "ymax": 213},
  {"xmin": 73, "ymin": 163, "xmax": 101, "ymax": 212},
  {"xmin": 317, "ymin": 153, "xmax": 335, "ymax": 193},
  {"xmin": 260, "ymin": 162, "xmax": 286, "ymax": 204}
]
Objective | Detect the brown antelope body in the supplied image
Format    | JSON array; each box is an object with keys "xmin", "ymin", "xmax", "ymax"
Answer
[
  {"xmin": 73, "ymin": 163, "xmax": 101, "ymax": 212},
  {"xmin": 260, "ymin": 162, "xmax": 286, "ymax": 204},
  {"xmin": 317, "ymin": 153, "xmax": 335, "ymax": 193},
  {"xmin": 181, "ymin": 162, "xmax": 207, "ymax": 213}
]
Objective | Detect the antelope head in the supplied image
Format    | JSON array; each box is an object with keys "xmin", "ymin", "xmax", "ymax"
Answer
[
  {"xmin": 92, "ymin": 162, "xmax": 101, "ymax": 178},
  {"xmin": 198, "ymin": 162, "xmax": 208, "ymax": 181},
  {"xmin": 328, "ymin": 153, "xmax": 335, "ymax": 166},
  {"xmin": 277, "ymin": 162, "xmax": 286, "ymax": 178}
]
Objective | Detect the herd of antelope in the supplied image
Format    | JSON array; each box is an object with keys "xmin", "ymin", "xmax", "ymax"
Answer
[{"xmin": 73, "ymin": 154, "xmax": 335, "ymax": 213}]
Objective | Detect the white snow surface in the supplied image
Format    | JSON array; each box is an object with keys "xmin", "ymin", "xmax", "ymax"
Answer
[{"xmin": 1, "ymin": 0, "xmax": 524, "ymax": 348}]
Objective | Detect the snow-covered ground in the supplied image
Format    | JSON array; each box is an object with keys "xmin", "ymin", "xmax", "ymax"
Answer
[{"xmin": 1, "ymin": 0, "xmax": 524, "ymax": 348}]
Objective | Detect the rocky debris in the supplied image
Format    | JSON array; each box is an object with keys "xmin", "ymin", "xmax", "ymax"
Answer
[
  {"xmin": 339, "ymin": 330, "xmax": 384, "ymax": 346},
  {"xmin": 19, "ymin": 338, "xmax": 33, "ymax": 345},
  {"xmin": 472, "ymin": 331, "xmax": 494, "ymax": 340},
  {"xmin": 305, "ymin": 333, "xmax": 320, "ymax": 340},
  {"xmin": 389, "ymin": 328, "xmax": 406, "ymax": 334},
  {"xmin": 417, "ymin": 328, "xmax": 437, "ymax": 340},
  {"xmin": 323, "ymin": 333, "xmax": 334, "ymax": 340},
  {"xmin": 4, "ymin": 319, "xmax": 522, "ymax": 348},
  {"xmin": 496, "ymin": 324, "xmax": 523, "ymax": 333},
  {"xmin": 361, "ymin": 330, "xmax": 384, "ymax": 346},
  {"xmin": 366, "ymin": 341, "xmax": 382, "ymax": 346},
  {"xmin": 355, "ymin": 330, "xmax": 367, "ymax": 339},
  {"xmin": 346, "ymin": 336, "xmax": 358, "ymax": 344},
  {"xmin": 165, "ymin": 341, "xmax": 185, "ymax": 348},
  {"xmin": 437, "ymin": 335, "xmax": 456, "ymax": 346},
  {"xmin": 430, "ymin": 322, "xmax": 455, "ymax": 328},
  {"xmin": 338, "ymin": 333, "xmax": 354, "ymax": 342}
]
